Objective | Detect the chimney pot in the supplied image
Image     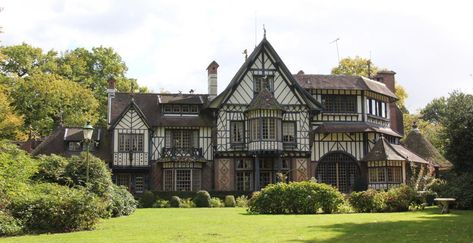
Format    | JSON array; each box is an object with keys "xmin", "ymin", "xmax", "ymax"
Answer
[{"xmin": 207, "ymin": 61, "xmax": 219, "ymax": 100}]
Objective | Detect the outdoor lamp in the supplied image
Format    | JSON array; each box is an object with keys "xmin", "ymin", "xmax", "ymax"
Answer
[{"xmin": 83, "ymin": 121, "xmax": 94, "ymax": 141}]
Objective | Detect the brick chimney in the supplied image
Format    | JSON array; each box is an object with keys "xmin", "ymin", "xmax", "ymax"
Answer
[
  {"xmin": 374, "ymin": 70, "xmax": 396, "ymax": 94},
  {"xmin": 107, "ymin": 77, "xmax": 116, "ymax": 126},
  {"xmin": 374, "ymin": 70, "xmax": 404, "ymax": 136},
  {"xmin": 207, "ymin": 61, "xmax": 219, "ymax": 100}
]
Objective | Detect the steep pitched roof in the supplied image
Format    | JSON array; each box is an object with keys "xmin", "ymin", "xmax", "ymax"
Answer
[
  {"xmin": 208, "ymin": 38, "xmax": 322, "ymax": 111},
  {"xmin": 363, "ymin": 136, "xmax": 428, "ymax": 164},
  {"xmin": 294, "ymin": 73, "xmax": 397, "ymax": 100},
  {"xmin": 404, "ymin": 127, "xmax": 453, "ymax": 170},
  {"xmin": 110, "ymin": 93, "xmax": 213, "ymax": 128},
  {"xmin": 110, "ymin": 93, "xmax": 158, "ymax": 127},
  {"xmin": 110, "ymin": 97, "xmax": 151, "ymax": 130},
  {"xmin": 247, "ymin": 88, "xmax": 284, "ymax": 112}
]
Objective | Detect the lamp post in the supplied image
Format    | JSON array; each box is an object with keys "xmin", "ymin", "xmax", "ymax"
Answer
[{"xmin": 83, "ymin": 121, "xmax": 94, "ymax": 184}]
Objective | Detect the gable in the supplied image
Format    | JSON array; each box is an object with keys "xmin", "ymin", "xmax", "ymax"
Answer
[
  {"xmin": 111, "ymin": 101, "xmax": 150, "ymax": 130},
  {"xmin": 209, "ymin": 38, "xmax": 322, "ymax": 110}
]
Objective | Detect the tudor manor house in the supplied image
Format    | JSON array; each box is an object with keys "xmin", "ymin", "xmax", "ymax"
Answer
[{"xmin": 32, "ymin": 37, "xmax": 443, "ymax": 195}]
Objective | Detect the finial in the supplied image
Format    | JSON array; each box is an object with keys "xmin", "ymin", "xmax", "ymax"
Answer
[
  {"xmin": 263, "ymin": 24, "xmax": 266, "ymax": 39},
  {"xmin": 242, "ymin": 49, "xmax": 248, "ymax": 60},
  {"xmin": 189, "ymin": 89, "xmax": 194, "ymax": 94}
]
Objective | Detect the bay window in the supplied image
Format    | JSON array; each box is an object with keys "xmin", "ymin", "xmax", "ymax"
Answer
[{"xmin": 118, "ymin": 133, "xmax": 144, "ymax": 152}]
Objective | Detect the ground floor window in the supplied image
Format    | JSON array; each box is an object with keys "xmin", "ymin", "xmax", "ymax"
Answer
[
  {"xmin": 112, "ymin": 174, "xmax": 148, "ymax": 194},
  {"xmin": 163, "ymin": 169, "xmax": 201, "ymax": 192},
  {"xmin": 368, "ymin": 161, "xmax": 403, "ymax": 189},
  {"xmin": 236, "ymin": 171, "xmax": 253, "ymax": 191},
  {"xmin": 316, "ymin": 152, "xmax": 360, "ymax": 193}
]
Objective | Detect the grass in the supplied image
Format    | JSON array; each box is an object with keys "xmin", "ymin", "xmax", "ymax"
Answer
[{"xmin": 2, "ymin": 207, "xmax": 473, "ymax": 243}]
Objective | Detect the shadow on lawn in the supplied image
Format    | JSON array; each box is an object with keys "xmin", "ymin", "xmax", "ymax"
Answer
[{"xmin": 290, "ymin": 209, "xmax": 473, "ymax": 243}]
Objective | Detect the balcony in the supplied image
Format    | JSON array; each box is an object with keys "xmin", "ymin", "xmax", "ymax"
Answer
[
  {"xmin": 113, "ymin": 152, "xmax": 149, "ymax": 167},
  {"xmin": 161, "ymin": 147, "xmax": 203, "ymax": 158}
]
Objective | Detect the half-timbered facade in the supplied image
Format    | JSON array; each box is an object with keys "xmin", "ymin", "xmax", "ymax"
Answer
[{"xmin": 33, "ymin": 37, "xmax": 437, "ymax": 194}]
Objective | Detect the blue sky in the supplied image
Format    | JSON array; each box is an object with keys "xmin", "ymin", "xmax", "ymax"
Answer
[{"xmin": 1, "ymin": 0, "xmax": 472, "ymax": 112}]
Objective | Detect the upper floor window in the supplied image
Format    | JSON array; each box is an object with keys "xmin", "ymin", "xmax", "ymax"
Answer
[
  {"xmin": 366, "ymin": 98, "xmax": 387, "ymax": 118},
  {"xmin": 321, "ymin": 95, "xmax": 357, "ymax": 113},
  {"xmin": 230, "ymin": 121, "xmax": 244, "ymax": 144},
  {"xmin": 165, "ymin": 129, "xmax": 199, "ymax": 148},
  {"xmin": 118, "ymin": 133, "xmax": 144, "ymax": 152},
  {"xmin": 282, "ymin": 122, "xmax": 296, "ymax": 143},
  {"xmin": 254, "ymin": 75, "xmax": 274, "ymax": 94},
  {"xmin": 163, "ymin": 104, "xmax": 199, "ymax": 115},
  {"xmin": 250, "ymin": 118, "xmax": 278, "ymax": 141}
]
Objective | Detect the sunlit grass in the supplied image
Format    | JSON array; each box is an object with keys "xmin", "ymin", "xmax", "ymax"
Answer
[{"xmin": 2, "ymin": 207, "xmax": 472, "ymax": 243}]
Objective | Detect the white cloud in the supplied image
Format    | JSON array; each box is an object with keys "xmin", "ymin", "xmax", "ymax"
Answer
[{"xmin": 1, "ymin": 0, "xmax": 472, "ymax": 111}]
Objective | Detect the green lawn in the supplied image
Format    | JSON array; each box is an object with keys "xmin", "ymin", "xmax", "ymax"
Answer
[{"xmin": 2, "ymin": 207, "xmax": 473, "ymax": 243}]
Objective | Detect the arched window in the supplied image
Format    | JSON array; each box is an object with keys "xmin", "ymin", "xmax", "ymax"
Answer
[{"xmin": 316, "ymin": 152, "xmax": 360, "ymax": 193}]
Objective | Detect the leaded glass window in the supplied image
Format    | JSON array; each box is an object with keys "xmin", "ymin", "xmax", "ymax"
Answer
[
  {"xmin": 118, "ymin": 134, "xmax": 144, "ymax": 152},
  {"xmin": 321, "ymin": 95, "xmax": 357, "ymax": 113},
  {"xmin": 230, "ymin": 121, "xmax": 244, "ymax": 143}
]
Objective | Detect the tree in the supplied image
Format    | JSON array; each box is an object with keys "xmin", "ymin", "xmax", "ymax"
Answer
[
  {"xmin": 395, "ymin": 84, "xmax": 409, "ymax": 114},
  {"xmin": 420, "ymin": 97, "xmax": 447, "ymax": 124},
  {"xmin": 440, "ymin": 92, "xmax": 473, "ymax": 173},
  {"xmin": 12, "ymin": 73, "xmax": 99, "ymax": 136},
  {"xmin": 331, "ymin": 56, "xmax": 378, "ymax": 78},
  {"xmin": 0, "ymin": 84, "xmax": 23, "ymax": 140},
  {"xmin": 0, "ymin": 43, "xmax": 57, "ymax": 78}
]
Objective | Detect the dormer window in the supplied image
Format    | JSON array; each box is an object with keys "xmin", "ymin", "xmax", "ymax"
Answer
[
  {"xmin": 254, "ymin": 75, "xmax": 274, "ymax": 94},
  {"xmin": 163, "ymin": 104, "xmax": 199, "ymax": 115}
]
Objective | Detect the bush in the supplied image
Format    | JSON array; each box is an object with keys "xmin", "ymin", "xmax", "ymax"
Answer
[
  {"xmin": 236, "ymin": 195, "xmax": 249, "ymax": 207},
  {"xmin": 34, "ymin": 154, "xmax": 70, "ymax": 185},
  {"xmin": 170, "ymin": 196, "xmax": 181, "ymax": 208},
  {"xmin": 65, "ymin": 153, "xmax": 113, "ymax": 198},
  {"xmin": 349, "ymin": 189, "xmax": 386, "ymax": 213},
  {"xmin": 248, "ymin": 181, "xmax": 345, "ymax": 214},
  {"xmin": 210, "ymin": 197, "xmax": 224, "ymax": 208},
  {"xmin": 0, "ymin": 211, "xmax": 22, "ymax": 236},
  {"xmin": 384, "ymin": 185, "xmax": 417, "ymax": 212},
  {"xmin": 180, "ymin": 198, "xmax": 195, "ymax": 208},
  {"xmin": 432, "ymin": 173, "xmax": 473, "ymax": 209},
  {"xmin": 9, "ymin": 183, "xmax": 106, "ymax": 232},
  {"xmin": 224, "ymin": 195, "xmax": 236, "ymax": 207},
  {"xmin": 109, "ymin": 185, "xmax": 136, "ymax": 217},
  {"xmin": 139, "ymin": 191, "xmax": 156, "ymax": 208},
  {"xmin": 193, "ymin": 190, "xmax": 211, "ymax": 208},
  {"xmin": 153, "ymin": 199, "xmax": 170, "ymax": 208}
]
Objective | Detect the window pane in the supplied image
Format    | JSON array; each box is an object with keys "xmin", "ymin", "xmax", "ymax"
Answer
[
  {"xmin": 282, "ymin": 122, "xmax": 295, "ymax": 142},
  {"xmin": 176, "ymin": 170, "xmax": 191, "ymax": 191},
  {"xmin": 236, "ymin": 171, "xmax": 253, "ymax": 191},
  {"xmin": 164, "ymin": 170, "xmax": 173, "ymax": 191},
  {"xmin": 231, "ymin": 121, "xmax": 244, "ymax": 143},
  {"xmin": 135, "ymin": 176, "xmax": 144, "ymax": 193}
]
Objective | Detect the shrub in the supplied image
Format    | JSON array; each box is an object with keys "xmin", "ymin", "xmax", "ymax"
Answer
[
  {"xmin": 109, "ymin": 185, "xmax": 136, "ymax": 217},
  {"xmin": 193, "ymin": 190, "xmax": 211, "ymax": 208},
  {"xmin": 224, "ymin": 195, "xmax": 236, "ymax": 207},
  {"xmin": 384, "ymin": 185, "xmax": 417, "ymax": 212},
  {"xmin": 248, "ymin": 181, "xmax": 345, "ymax": 214},
  {"xmin": 33, "ymin": 154, "xmax": 70, "ymax": 185},
  {"xmin": 0, "ymin": 211, "xmax": 22, "ymax": 236},
  {"xmin": 180, "ymin": 198, "xmax": 195, "ymax": 208},
  {"xmin": 139, "ymin": 191, "xmax": 156, "ymax": 208},
  {"xmin": 170, "ymin": 196, "xmax": 181, "ymax": 208},
  {"xmin": 236, "ymin": 195, "xmax": 249, "ymax": 207},
  {"xmin": 9, "ymin": 183, "xmax": 106, "ymax": 232},
  {"xmin": 65, "ymin": 153, "xmax": 113, "ymax": 198},
  {"xmin": 153, "ymin": 199, "xmax": 170, "ymax": 208},
  {"xmin": 210, "ymin": 197, "xmax": 224, "ymax": 208},
  {"xmin": 349, "ymin": 189, "xmax": 386, "ymax": 213}
]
